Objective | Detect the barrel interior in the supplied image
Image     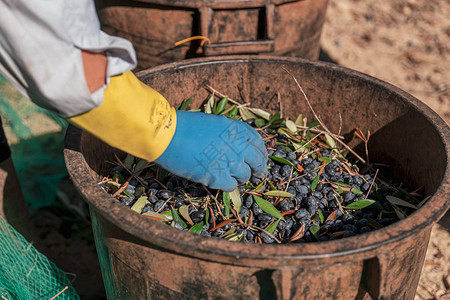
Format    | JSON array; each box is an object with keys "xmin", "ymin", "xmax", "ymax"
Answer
[{"xmin": 81, "ymin": 59, "xmax": 446, "ymax": 201}]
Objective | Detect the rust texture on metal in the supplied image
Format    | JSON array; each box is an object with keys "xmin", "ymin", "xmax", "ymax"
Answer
[
  {"xmin": 64, "ymin": 56, "xmax": 450, "ymax": 299},
  {"xmin": 95, "ymin": 0, "xmax": 329, "ymax": 70}
]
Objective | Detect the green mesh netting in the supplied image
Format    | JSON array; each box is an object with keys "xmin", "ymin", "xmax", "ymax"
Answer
[
  {"xmin": 0, "ymin": 216, "xmax": 79, "ymax": 300},
  {"xmin": 90, "ymin": 208, "xmax": 117, "ymax": 300},
  {"xmin": 0, "ymin": 75, "xmax": 68, "ymax": 209}
]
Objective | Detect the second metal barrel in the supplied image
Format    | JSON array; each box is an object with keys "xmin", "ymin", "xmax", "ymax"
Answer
[{"xmin": 95, "ymin": 0, "xmax": 329, "ymax": 69}]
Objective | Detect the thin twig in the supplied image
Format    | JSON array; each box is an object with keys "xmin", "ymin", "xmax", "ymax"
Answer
[
  {"xmin": 334, "ymin": 137, "xmax": 367, "ymax": 164},
  {"xmin": 282, "ymin": 67, "xmax": 331, "ymax": 133},
  {"xmin": 97, "ymin": 178, "xmax": 110, "ymax": 185},
  {"xmin": 341, "ymin": 161, "xmax": 357, "ymax": 176},
  {"xmin": 239, "ymin": 223, "xmax": 281, "ymax": 244},
  {"xmin": 333, "ymin": 193, "xmax": 345, "ymax": 213},
  {"xmin": 155, "ymin": 197, "xmax": 173, "ymax": 213},
  {"xmin": 112, "ymin": 175, "xmax": 133, "ymax": 197},
  {"xmin": 283, "ymin": 68, "xmax": 371, "ymax": 167},
  {"xmin": 354, "ymin": 128, "xmax": 371, "ymax": 165},
  {"xmin": 236, "ymin": 103, "xmax": 251, "ymax": 108},
  {"xmin": 202, "ymin": 185, "xmax": 226, "ymax": 219},
  {"xmin": 284, "ymin": 165, "xmax": 295, "ymax": 192},
  {"xmin": 294, "ymin": 132, "xmax": 322, "ymax": 154},
  {"xmin": 302, "ymin": 148, "xmax": 321, "ymax": 158},
  {"xmin": 113, "ymin": 154, "xmax": 148, "ymax": 188},
  {"xmin": 365, "ymin": 169, "xmax": 379, "ymax": 199},
  {"xmin": 338, "ymin": 114, "xmax": 343, "ymax": 136},
  {"xmin": 295, "ymin": 125, "xmax": 344, "ymax": 139},
  {"xmin": 302, "ymin": 117, "xmax": 307, "ymax": 138},
  {"xmin": 149, "ymin": 177, "xmax": 168, "ymax": 190},
  {"xmin": 277, "ymin": 92, "xmax": 283, "ymax": 118},
  {"xmin": 230, "ymin": 207, "xmax": 244, "ymax": 224},
  {"xmin": 365, "ymin": 130, "xmax": 371, "ymax": 165},
  {"xmin": 205, "ymin": 85, "xmax": 245, "ymax": 105},
  {"xmin": 181, "ymin": 190, "xmax": 199, "ymax": 210}
]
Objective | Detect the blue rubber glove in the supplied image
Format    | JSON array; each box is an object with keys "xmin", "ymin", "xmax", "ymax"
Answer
[{"xmin": 155, "ymin": 111, "xmax": 268, "ymax": 192}]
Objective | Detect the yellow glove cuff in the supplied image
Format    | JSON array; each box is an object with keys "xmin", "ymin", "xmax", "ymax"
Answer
[{"xmin": 67, "ymin": 71, "xmax": 177, "ymax": 162}]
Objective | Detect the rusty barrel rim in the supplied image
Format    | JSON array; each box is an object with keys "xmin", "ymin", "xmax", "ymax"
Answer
[
  {"xmin": 64, "ymin": 56, "xmax": 450, "ymax": 266},
  {"xmin": 131, "ymin": 0, "xmax": 301, "ymax": 9}
]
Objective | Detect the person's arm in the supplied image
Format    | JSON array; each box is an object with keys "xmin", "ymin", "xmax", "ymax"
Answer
[
  {"xmin": 81, "ymin": 51, "xmax": 107, "ymax": 94},
  {"xmin": 0, "ymin": 0, "xmax": 136, "ymax": 117},
  {"xmin": 1, "ymin": 1, "xmax": 268, "ymax": 191}
]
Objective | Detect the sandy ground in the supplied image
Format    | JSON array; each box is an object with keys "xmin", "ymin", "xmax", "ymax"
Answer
[
  {"xmin": 321, "ymin": 1, "xmax": 450, "ymax": 299},
  {"xmin": 321, "ymin": 0, "xmax": 450, "ymax": 124}
]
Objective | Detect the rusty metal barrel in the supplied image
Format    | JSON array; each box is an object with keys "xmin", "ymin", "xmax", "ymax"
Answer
[
  {"xmin": 95, "ymin": 0, "xmax": 329, "ymax": 70},
  {"xmin": 64, "ymin": 56, "xmax": 450, "ymax": 299}
]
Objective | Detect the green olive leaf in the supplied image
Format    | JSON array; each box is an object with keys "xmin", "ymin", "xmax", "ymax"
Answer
[
  {"xmin": 417, "ymin": 195, "xmax": 431, "ymax": 209},
  {"xmin": 227, "ymin": 105, "xmax": 238, "ymax": 119},
  {"xmin": 134, "ymin": 159, "xmax": 151, "ymax": 176},
  {"xmin": 176, "ymin": 97, "xmax": 194, "ymax": 111},
  {"xmin": 220, "ymin": 104, "xmax": 235, "ymax": 115},
  {"xmin": 292, "ymin": 142, "xmax": 308, "ymax": 153},
  {"xmin": 222, "ymin": 191, "xmax": 231, "ymax": 218},
  {"xmin": 309, "ymin": 224, "xmax": 320, "ymax": 239},
  {"xmin": 142, "ymin": 211, "xmax": 170, "ymax": 221},
  {"xmin": 255, "ymin": 118, "xmax": 266, "ymax": 128},
  {"xmin": 307, "ymin": 120, "xmax": 320, "ymax": 128},
  {"xmin": 253, "ymin": 195, "xmax": 284, "ymax": 220},
  {"xmin": 285, "ymin": 119, "xmax": 297, "ymax": 134},
  {"xmin": 179, "ymin": 205, "xmax": 194, "ymax": 226},
  {"xmin": 295, "ymin": 113, "xmax": 304, "ymax": 126},
  {"xmin": 311, "ymin": 175, "xmax": 320, "ymax": 192},
  {"xmin": 269, "ymin": 156, "xmax": 301, "ymax": 172},
  {"xmin": 385, "ymin": 196, "xmax": 418, "ymax": 210},
  {"xmin": 268, "ymin": 181, "xmax": 277, "ymax": 191},
  {"xmin": 264, "ymin": 190, "xmax": 294, "ymax": 198},
  {"xmin": 324, "ymin": 133, "xmax": 336, "ymax": 149},
  {"xmin": 205, "ymin": 95, "xmax": 215, "ymax": 114},
  {"xmin": 227, "ymin": 232, "xmax": 245, "ymax": 242},
  {"xmin": 344, "ymin": 199, "xmax": 376, "ymax": 210},
  {"xmin": 268, "ymin": 112, "xmax": 281, "ymax": 125},
  {"xmin": 352, "ymin": 188, "xmax": 364, "ymax": 195},
  {"xmin": 391, "ymin": 203, "xmax": 407, "ymax": 220},
  {"xmin": 228, "ymin": 188, "xmax": 242, "ymax": 213},
  {"xmin": 161, "ymin": 210, "xmax": 173, "ymax": 218},
  {"xmin": 238, "ymin": 107, "xmax": 258, "ymax": 121},
  {"xmin": 171, "ymin": 207, "xmax": 187, "ymax": 229},
  {"xmin": 318, "ymin": 209, "xmax": 324, "ymax": 224},
  {"xmin": 122, "ymin": 190, "xmax": 134, "ymax": 198},
  {"xmin": 123, "ymin": 154, "xmax": 134, "ymax": 170},
  {"xmin": 214, "ymin": 96, "xmax": 228, "ymax": 115},
  {"xmin": 318, "ymin": 157, "xmax": 331, "ymax": 164},
  {"xmin": 188, "ymin": 221, "xmax": 204, "ymax": 234},
  {"xmin": 222, "ymin": 227, "xmax": 236, "ymax": 238},
  {"xmin": 131, "ymin": 196, "xmax": 148, "ymax": 213},
  {"xmin": 249, "ymin": 108, "xmax": 271, "ymax": 120},
  {"xmin": 205, "ymin": 206, "xmax": 210, "ymax": 224},
  {"xmin": 334, "ymin": 182, "xmax": 352, "ymax": 187},
  {"xmin": 266, "ymin": 219, "xmax": 281, "ymax": 234},
  {"xmin": 253, "ymin": 181, "xmax": 266, "ymax": 193}
]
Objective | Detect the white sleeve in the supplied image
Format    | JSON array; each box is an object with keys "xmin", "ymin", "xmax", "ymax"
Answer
[{"xmin": 0, "ymin": 0, "xmax": 137, "ymax": 118}]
